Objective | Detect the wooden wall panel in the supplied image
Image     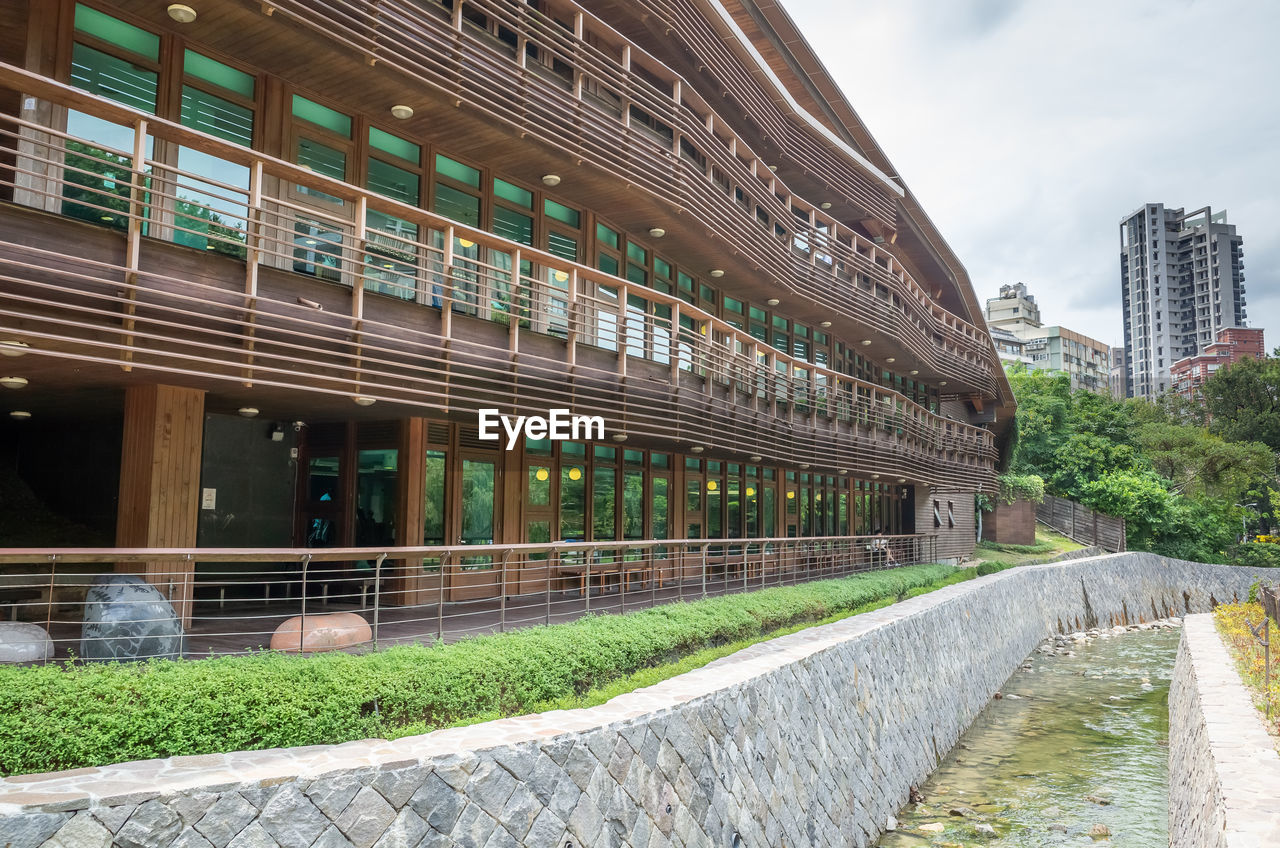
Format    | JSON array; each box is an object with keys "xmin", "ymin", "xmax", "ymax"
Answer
[{"xmin": 115, "ymin": 383, "xmax": 205, "ymax": 623}]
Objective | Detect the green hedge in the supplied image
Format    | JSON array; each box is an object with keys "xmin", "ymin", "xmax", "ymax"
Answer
[{"xmin": 0, "ymin": 564, "xmax": 953, "ymax": 775}]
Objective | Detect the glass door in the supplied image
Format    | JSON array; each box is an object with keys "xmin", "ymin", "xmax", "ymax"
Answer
[{"xmin": 450, "ymin": 455, "xmax": 499, "ymax": 601}]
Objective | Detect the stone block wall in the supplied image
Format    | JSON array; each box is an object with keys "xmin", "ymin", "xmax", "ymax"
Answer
[
  {"xmin": 981, "ymin": 498, "xmax": 1036, "ymax": 546},
  {"xmin": 0, "ymin": 553, "xmax": 1273, "ymax": 848},
  {"xmin": 1169, "ymin": 614, "xmax": 1280, "ymax": 846}
]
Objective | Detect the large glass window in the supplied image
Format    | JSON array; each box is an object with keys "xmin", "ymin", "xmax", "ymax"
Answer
[
  {"xmin": 460, "ymin": 458, "xmax": 496, "ymax": 567},
  {"xmin": 592, "ymin": 467, "xmax": 617, "ymax": 541}
]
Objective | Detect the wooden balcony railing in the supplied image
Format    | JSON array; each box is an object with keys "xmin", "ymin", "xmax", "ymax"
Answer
[
  {"xmin": 254, "ymin": 0, "xmax": 1003, "ymax": 396},
  {"xmin": 0, "ymin": 63, "xmax": 997, "ymax": 485}
]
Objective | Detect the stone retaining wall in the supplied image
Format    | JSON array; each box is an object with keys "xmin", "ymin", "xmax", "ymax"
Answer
[
  {"xmin": 0, "ymin": 553, "xmax": 1271, "ymax": 848},
  {"xmin": 1169, "ymin": 613, "xmax": 1280, "ymax": 846}
]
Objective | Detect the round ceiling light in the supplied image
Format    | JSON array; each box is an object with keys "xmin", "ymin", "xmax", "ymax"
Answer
[
  {"xmin": 820, "ymin": 202, "xmax": 832, "ymax": 210},
  {"xmin": 820, "ymin": 321, "xmax": 832, "ymax": 328},
  {"xmin": 611, "ymin": 433, "xmax": 627, "ymax": 442},
  {"xmin": 647, "ymin": 227, "xmax": 666, "ymax": 238},
  {"xmin": 885, "ymin": 357, "xmax": 896, "ymax": 363},
  {"xmin": 238, "ymin": 407, "xmax": 260, "ymax": 418},
  {"xmin": 860, "ymin": 339, "xmax": 872, "ymax": 346},
  {"xmin": 9, "ymin": 410, "xmax": 31, "ymax": 420},
  {"xmin": 709, "ymin": 269, "xmax": 724, "ymax": 278},
  {"xmin": 390, "ymin": 104, "xmax": 414, "ymax": 120},
  {"xmin": 939, "ymin": 381, "xmax": 948, "ymax": 387},
  {"xmin": 749, "ymin": 455, "xmax": 762, "ymax": 462},
  {"xmin": 766, "ymin": 298, "xmax": 780, "ymax": 306},
  {"xmin": 353, "ymin": 396, "xmax": 377, "ymax": 407},
  {"xmin": 0, "ymin": 341, "xmax": 29, "ymax": 357},
  {"xmin": 0, "ymin": 376, "xmax": 28, "ymax": 390},
  {"xmin": 541, "ymin": 174, "xmax": 561, "ymax": 187},
  {"xmin": 690, "ymin": 445, "xmax": 704, "ymax": 454},
  {"xmin": 909, "ymin": 369, "xmax": 919, "ymax": 376},
  {"xmin": 167, "ymin": 4, "xmax": 197, "ymax": 23}
]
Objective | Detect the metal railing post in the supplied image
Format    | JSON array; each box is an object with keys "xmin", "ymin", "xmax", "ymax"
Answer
[
  {"xmin": 299, "ymin": 553, "xmax": 312, "ymax": 654},
  {"xmin": 372, "ymin": 553, "xmax": 385, "ymax": 649},
  {"xmin": 499, "ymin": 550, "xmax": 511, "ymax": 632},
  {"xmin": 437, "ymin": 552, "xmax": 448, "ymax": 641},
  {"xmin": 701, "ymin": 544, "xmax": 708, "ymax": 598},
  {"xmin": 585, "ymin": 547, "xmax": 594, "ymax": 614}
]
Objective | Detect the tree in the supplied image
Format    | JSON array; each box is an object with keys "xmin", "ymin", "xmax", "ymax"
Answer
[
  {"xmin": 1136, "ymin": 422, "xmax": 1276, "ymax": 500},
  {"xmin": 1201, "ymin": 355, "xmax": 1280, "ymax": 451}
]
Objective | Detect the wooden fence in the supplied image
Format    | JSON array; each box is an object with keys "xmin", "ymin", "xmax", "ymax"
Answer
[{"xmin": 1036, "ymin": 495, "xmax": 1126, "ymax": 553}]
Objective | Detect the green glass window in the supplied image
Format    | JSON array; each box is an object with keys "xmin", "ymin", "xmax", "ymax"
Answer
[
  {"xmin": 548, "ymin": 231, "xmax": 578, "ymax": 262},
  {"xmin": 545, "ymin": 199, "xmax": 580, "ymax": 227},
  {"xmin": 75, "ymin": 4, "xmax": 159, "ymax": 60},
  {"xmin": 292, "ymin": 95, "xmax": 350, "ymax": 137},
  {"xmin": 435, "ymin": 154, "xmax": 480, "ymax": 188},
  {"xmin": 366, "ymin": 157, "xmax": 419, "ymax": 205},
  {"xmin": 527, "ymin": 466, "xmax": 551, "ymax": 506},
  {"xmin": 560, "ymin": 465, "xmax": 586, "ymax": 540},
  {"xmin": 654, "ymin": 258, "xmax": 672, "ymax": 280},
  {"xmin": 184, "ymin": 51, "xmax": 254, "ymax": 98},
  {"xmin": 626, "ymin": 242, "xmax": 647, "ymax": 264},
  {"xmin": 623, "ymin": 470, "xmax": 643, "ymax": 540},
  {"xmin": 652, "ymin": 453, "xmax": 670, "ymax": 469},
  {"xmin": 592, "ymin": 467, "xmax": 616, "ymax": 541},
  {"xmin": 493, "ymin": 206, "xmax": 533, "ymax": 245},
  {"xmin": 71, "ymin": 43, "xmax": 157, "ymax": 113},
  {"xmin": 369, "ymin": 127, "xmax": 420, "ymax": 163},
  {"xmin": 423, "ymin": 451, "xmax": 447, "ymax": 544},
  {"xmin": 652, "ymin": 477, "xmax": 669, "ymax": 539},
  {"xmin": 597, "ymin": 254, "xmax": 619, "ymax": 276},
  {"xmin": 526, "ymin": 437, "xmax": 553, "ymax": 455},
  {"xmin": 596, "ymin": 223, "xmax": 619, "ymax": 249},
  {"xmin": 296, "ymin": 137, "xmax": 346, "ymax": 181},
  {"xmin": 355, "ymin": 449, "xmax": 398, "ymax": 548},
  {"xmin": 626, "ymin": 263, "xmax": 647, "ymax": 285},
  {"xmin": 180, "ymin": 86, "xmax": 252, "ymax": 146},
  {"xmin": 433, "ymin": 182, "xmax": 481, "ymax": 227},
  {"xmin": 494, "ymin": 178, "xmax": 533, "ymax": 208},
  {"xmin": 593, "ymin": 445, "xmax": 617, "ymax": 461}
]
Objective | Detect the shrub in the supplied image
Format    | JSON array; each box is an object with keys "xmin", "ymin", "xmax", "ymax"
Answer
[
  {"xmin": 1232, "ymin": 542, "xmax": 1280, "ymax": 569},
  {"xmin": 975, "ymin": 560, "xmax": 1017, "ymax": 576},
  {"xmin": 0, "ymin": 564, "xmax": 953, "ymax": 776}
]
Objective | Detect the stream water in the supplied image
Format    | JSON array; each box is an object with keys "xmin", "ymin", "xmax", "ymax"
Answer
[{"xmin": 876, "ymin": 625, "xmax": 1180, "ymax": 846}]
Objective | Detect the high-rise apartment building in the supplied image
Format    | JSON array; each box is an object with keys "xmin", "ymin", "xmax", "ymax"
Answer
[{"xmin": 1119, "ymin": 204, "xmax": 1247, "ymax": 398}]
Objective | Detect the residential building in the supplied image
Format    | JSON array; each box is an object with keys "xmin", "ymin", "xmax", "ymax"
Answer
[
  {"xmin": 1119, "ymin": 203, "xmax": 1247, "ymax": 398},
  {"xmin": 985, "ymin": 282, "xmax": 1042, "ymax": 336},
  {"xmin": 1109, "ymin": 346, "xmax": 1128, "ymax": 399},
  {"xmin": 1170, "ymin": 327, "xmax": 1266, "ymax": 399},
  {"xmin": 1018, "ymin": 327, "xmax": 1111, "ymax": 394},
  {"xmin": 0, "ymin": 0, "xmax": 1011, "ymax": 631},
  {"xmin": 984, "ymin": 282, "xmax": 1111, "ymax": 393},
  {"xmin": 990, "ymin": 326, "xmax": 1032, "ymax": 369}
]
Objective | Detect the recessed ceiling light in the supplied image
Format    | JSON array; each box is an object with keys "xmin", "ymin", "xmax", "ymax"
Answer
[
  {"xmin": 8, "ymin": 410, "xmax": 31, "ymax": 420},
  {"xmin": 167, "ymin": 3, "xmax": 197, "ymax": 23},
  {"xmin": 238, "ymin": 407, "xmax": 259, "ymax": 418},
  {"xmin": 541, "ymin": 174, "xmax": 561, "ymax": 186},
  {"xmin": 0, "ymin": 376, "xmax": 28, "ymax": 390},
  {"xmin": 709, "ymin": 269, "xmax": 724, "ymax": 278},
  {"xmin": 390, "ymin": 104, "xmax": 414, "ymax": 120},
  {"xmin": 0, "ymin": 341, "xmax": 29, "ymax": 357},
  {"xmin": 353, "ymin": 396, "xmax": 377, "ymax": 406},
  {"xmin": 648, "ymin": 227, "xmax": 666, "ymax": 238}
]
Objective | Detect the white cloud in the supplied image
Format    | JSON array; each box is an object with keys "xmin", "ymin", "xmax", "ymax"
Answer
[{"xmin": 787, "ymin": 0, "xmax": 1280, "ymax": 350}]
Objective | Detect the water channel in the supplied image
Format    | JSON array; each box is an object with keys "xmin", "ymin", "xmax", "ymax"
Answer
[{"xmin": 876, "ymin": 625, "xmax": 1180, "ymax": 846}]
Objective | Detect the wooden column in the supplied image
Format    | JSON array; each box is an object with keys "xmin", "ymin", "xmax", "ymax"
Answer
[
  {"xmin": 390, "ymin": 417, "xmax": 427, "ymax": 606},
  {"xmin": 115, "ymin": 384, "xmax": 206, "ymax": 625}
]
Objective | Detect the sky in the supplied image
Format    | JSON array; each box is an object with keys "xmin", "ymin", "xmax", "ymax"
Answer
[{"xmin": 785, "ymin": 0, "xmax": 1280, "ymax": 349}]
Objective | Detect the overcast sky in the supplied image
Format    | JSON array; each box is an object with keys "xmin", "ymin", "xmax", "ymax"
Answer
[{"xmin": 786, "ymin": 0, "xmax": 1279, "ymax": 349}]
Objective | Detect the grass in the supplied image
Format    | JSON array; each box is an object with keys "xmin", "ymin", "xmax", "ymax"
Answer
[
  {"xmin": 1213, "ymin": 601, "xmax": 1280, "ymax": 748},
  {"xmin": 0, "ymin": 560, "xmax": 1022, "ymax": 775},
  {"xmin": 973, "ymin": 524, "xmax": 1084, "ymax": 565}
]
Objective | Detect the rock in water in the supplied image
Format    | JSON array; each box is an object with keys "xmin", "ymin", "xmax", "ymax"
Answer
[
  {"xmin": 1089, "ymin": 823, "xmax": 1111, "ymax": 839},
  {"xmin": 0, "ymin": 621, "xmax": 53, "ymax": 663},
  {"xmin": 270, "ymin": 612, "xmax": 372, "ymax": 653},
  {"xmin": 81, "ymin": 574, "xmax": 183, "ymax": 661}
]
